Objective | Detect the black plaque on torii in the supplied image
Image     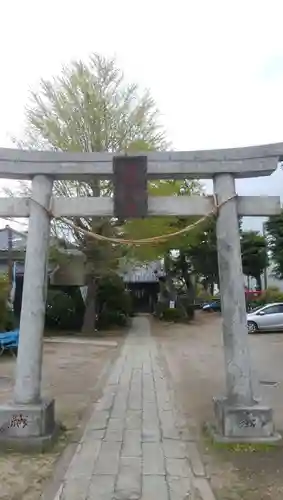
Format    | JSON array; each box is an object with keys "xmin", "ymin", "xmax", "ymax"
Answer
[{"xmin": 113, "ymin": 155, "xmax": 148, "ymax": 219}]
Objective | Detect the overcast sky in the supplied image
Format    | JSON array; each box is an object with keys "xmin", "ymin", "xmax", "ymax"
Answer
[{"xmin": 0, "ymin": 0, "xmax": 283, "ymax": 231}]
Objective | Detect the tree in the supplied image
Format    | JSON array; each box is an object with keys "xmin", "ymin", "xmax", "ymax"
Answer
[
  {"xmin": 241, "ymin": 230, "xmax": 268, "ymax": 290},
  {"xmin": 185, "ymin": 215, "xmax": 218, "ymax": 294},
  {"xmin": 17, "ymin": 54, "xmax": 168, "ymax": 333},
  {"xmin": 122, "ymin": 179, "xmax": 203, "ymax": 304},
  {"xmin": 266, "ymin": 209, "xmax": 283, "ymax": 279}
]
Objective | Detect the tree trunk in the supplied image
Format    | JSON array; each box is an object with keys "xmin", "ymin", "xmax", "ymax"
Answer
[
  {"xmin": 81, "ymin": 179, "xmax": 100, "ymax": 335},
  {"xmin": 255, "ymin": 275, "xmax": 262, "ymax": 291},
  {"xmin": 81, "ymin": 275, "xmax": 97, "ymax": 334},
  {"xmin": 163, "ymin": 253, "xmax": 177, "ymax": 302},
  {"xmin": 179, "ymin": 251, "xmax": 195, "ymax": 303}
]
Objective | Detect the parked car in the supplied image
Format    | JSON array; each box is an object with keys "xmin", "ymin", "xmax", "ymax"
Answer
[
  {"xmin": 202, "ymin": 300, "xmax": 221, "ymax": 312},
  {"xmin": 247, "ymin": 303, "xmax": 283, "ymax": 333}
]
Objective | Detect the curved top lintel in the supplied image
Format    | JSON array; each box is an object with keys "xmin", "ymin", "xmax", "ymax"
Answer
[{"xmin": 0, "ymin": 142, "xmax": 281, "ymax": 179}]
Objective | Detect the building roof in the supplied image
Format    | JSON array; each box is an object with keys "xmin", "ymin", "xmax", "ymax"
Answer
[
  {"xmin": 119, "ymin": 261, "xmax": 165, "ymax": 283},
  {"xmin": 0, "ymin": 226, "xmax": 27, "ymax": 251}
]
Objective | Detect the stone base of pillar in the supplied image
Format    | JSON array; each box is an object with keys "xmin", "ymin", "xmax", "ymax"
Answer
[
  {"xmin": 0, "ymin": 398, "xmax": 59, "ymax": 451},
  {"xmin": 208, "ymin": 397, "xmax": 281, "ymax": 444}
]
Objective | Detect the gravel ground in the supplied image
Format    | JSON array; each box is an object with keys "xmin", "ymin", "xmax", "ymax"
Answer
[
  {"xmin": 152, "ymin": 312, "xmax": 283, "ymax": 500},
  {"xmin": 0, "ymin": 336, "xmax": 123, "ymax": 500}
]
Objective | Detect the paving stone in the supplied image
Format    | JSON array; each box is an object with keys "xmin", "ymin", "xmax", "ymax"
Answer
[
  {"xmin": 163, "ymin": 439, "xmax": 187, "ymax": 459},
  {"xmin": 193, "ymin": 478, "xmax": 217, "ymax": 500},
  {"xmin": 160, "ymin": 410, "xmax": 180, "ymax": 439},
  {"xmin": 125, "ymin": 410, "xmax": 142, "ymax": 430},
  {"xmin": 86, "ymin": 410, "xmax": 110, "ymax": 430},
  {"xmin": 129, "ymin": 370, "xmax": 142, "ymax": 410},
  {"xmin": 142, "ymin": 423, "xmax": 161, "ymax": 442},
  {"xmin": 95, "ymin": 388, "xmax": 116, "ymax": 411},
  {"xmin": 167, "ymin": 476, "xmax": 192, "ymax": 500},
  {"xmin": 156, "ymin": 391, "xmax": 173, "ymax": 411},
  {"xmin": 141, "ymin": 476, "xmax": 169, "ymax": 500},
  {"xmin": 87, "ymin": 474, "xmax": 116, "ymax": 500},
  {"xmin": 65, "ymin": 440, "xmax": 101, "ymax": 480},
  {"xmin": 104, "ymin": 418, "xmax": 124, "ymax": 441},
  {"xmin": 143, "ymin": 388, "xmax": 156, "ymax": 403},
  {"xmin": 80, "ymin": 428, "xmax": 106, "ymax": 442},
  {"xmin": 60, "ymin": 477, "xmax": 90, "ymax": 500},
  {"xmin": 112, "ymin": 397, "xmax": 128, "ymax": 418},
  {"xmin": 142, "ymin": 442, "xmax": 165, "ymax": 475},
  {"xmin": 165, "ymin": 458, "xmax": 192, "ymax": 478},
  {"xmin": 93, "ymin": 441, "xmax": 122, "ymax": 475},
  {"xmin": 143, "ymin": 401, "xmax": 159, "ymax": 419},
  {"xmin": 114, "ymin": 457, "xmax": 142, "ymax": 500},
  {"xmin": 122, "ymin": 429, "xmax": 142, "ymax": 457},
  {"xmin": 142, "ymin": 361, "xmax": 152, "ymax": 375},
  {"xmin": 129, "ymin": 394, "xmax": 142, "ymax": 411},
  {"xmin": 108, "ymin": 360, "xmax": 124, "ymax": 385},
  {"xmin": 104, "ymin": 428, "xmax": 123, "ymax": 441},
  {"xmin": 119, "ymin": 368, "xmax": 132, "ymax": 388},
  {"xmin": 187, "ymin": 442, "xmax": 206, "ymax": 477},
  {"xmin": 50, "ymin": 317, "xmax": 209, "ymax": 500}
]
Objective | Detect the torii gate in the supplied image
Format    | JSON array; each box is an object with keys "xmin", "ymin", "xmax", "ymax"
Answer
[{"xmin": 0, "ymin": 144, "xmax": 281, "ymax": 449}]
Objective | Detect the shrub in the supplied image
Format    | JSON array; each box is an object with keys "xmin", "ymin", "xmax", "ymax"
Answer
[
  {"xmin": 96, "ymin": 274, "xmax": 133, "ymax": 330},
  {"xmin": 97, "ymin": 274, "xmax": 133, "ymax": 318},
  {"xmin": 246, "ymin": 286, "xmax": 283, "ymax": 311},
  {"xmin": 0, "ymin": 274, "xmax": 16, "ymax": 331},
  {"xmin": 196, "ymin": 289, "xmax": 214, "ymax": 302},
  {"xmin": 161, "ymin": 307, "xmax": 185, "ymax": 322},
  {"xmin": 44, "ymin": 275, "xmax": 133, "ymax": 332},
  {"xmin": 45, "ymin": 289, "xmax": 80, "ymax": 331},
  {"xmin": 97, "ymin": 310, "xmax": 128, "ymax": 330}
]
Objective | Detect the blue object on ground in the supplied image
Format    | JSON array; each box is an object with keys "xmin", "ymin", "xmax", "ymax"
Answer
[
  {"xmin": 202, "ymin": 301, "xmax": 221, "ymax": 312},
  {"xmin": 0, "ymin": 329, "xmax": 19, "ymax": 352}
]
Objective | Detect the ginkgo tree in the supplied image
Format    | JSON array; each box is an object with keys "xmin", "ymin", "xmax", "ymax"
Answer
[
  {"xmin": 12, "ymin": 53, "xmax": 170, "ymax": 332},
  {"xmin": 11, "ymin": 53, "xmax": 205, "ymax": 331}
]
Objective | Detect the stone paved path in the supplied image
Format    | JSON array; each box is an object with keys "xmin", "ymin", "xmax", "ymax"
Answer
[{"xmin": 53, "ymin": 317, "xmax": 215, "ymax": 500}]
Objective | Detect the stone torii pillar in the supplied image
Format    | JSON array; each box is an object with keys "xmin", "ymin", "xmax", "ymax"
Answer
[
  {"xmin": 212, "ymin": 173, "xmax": 280, "ymax": 442},
  {"xmin": 0, "ymin": 175, "xmax": 57, "ymax": 450}
]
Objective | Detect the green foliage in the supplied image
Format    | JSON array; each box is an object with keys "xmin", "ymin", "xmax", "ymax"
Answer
[
  {"xmin": 196, "ymin": 286, "xmax": 214, "ymax": 301},
  {"xmin": 266, "ymin": 209, "xmax": 283, "ymax": 279},
  {"xmin": 261, "ymin": 287, "xmax": 283, "ymax": 304},
  {"xmin": 45, "ymin": 289, "xmax": 82, "ymax": 331},
  {"xmin": 154, "ymin": 299, "xmax": 192, "ymax": 323},
  {"xmin": 20, "ymin": 54, "xmax": 171, "ymax": 331},
  {"xmin": 241, "ymin": 230, "xmax": 268, "ymax": 289},
  {"xmin": 247, "ymin": 286, "xmax": 283, "ymax": 309},
  {"xmin": 184, "ymin": 215, "xmax": 218, "ymax": 291},
  {"xmin": 97, "ymin": 274, "xmax": 132, "ymax": 318},
  {"xmin": 161, "ymin": 307, "xmax": 185, "ymax": 322},
  {"xmin": 45, "ymin": 275, "xmax": 132, "ymax": 332},
  {"xmin": 96, "ymin": 274, "xmax": 132, "ymax": 330},
  {"xmin": 17, "ymin": 53, "xmax": 170, "ymax": 333},
  {"xmin": 0, "ymin": 274, "xmax": 15, "ymax": 331},
  {"xmin": 98, "ymin": 310, "xmax": 128, "ymax": 329},
  {"xmin": 124, "ymin": 179, "xmax": 203, "ymax": 263}
]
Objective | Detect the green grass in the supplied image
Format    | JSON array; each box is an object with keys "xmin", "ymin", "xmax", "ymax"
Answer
[{"xmin": 202, "ymin": 423, "xmax": 281, "ymax": 453}]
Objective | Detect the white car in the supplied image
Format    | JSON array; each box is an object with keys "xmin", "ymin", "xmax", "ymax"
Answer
[{"xmin": 247, "ymin": 303, "xmax": 283, "ymax": 333}]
